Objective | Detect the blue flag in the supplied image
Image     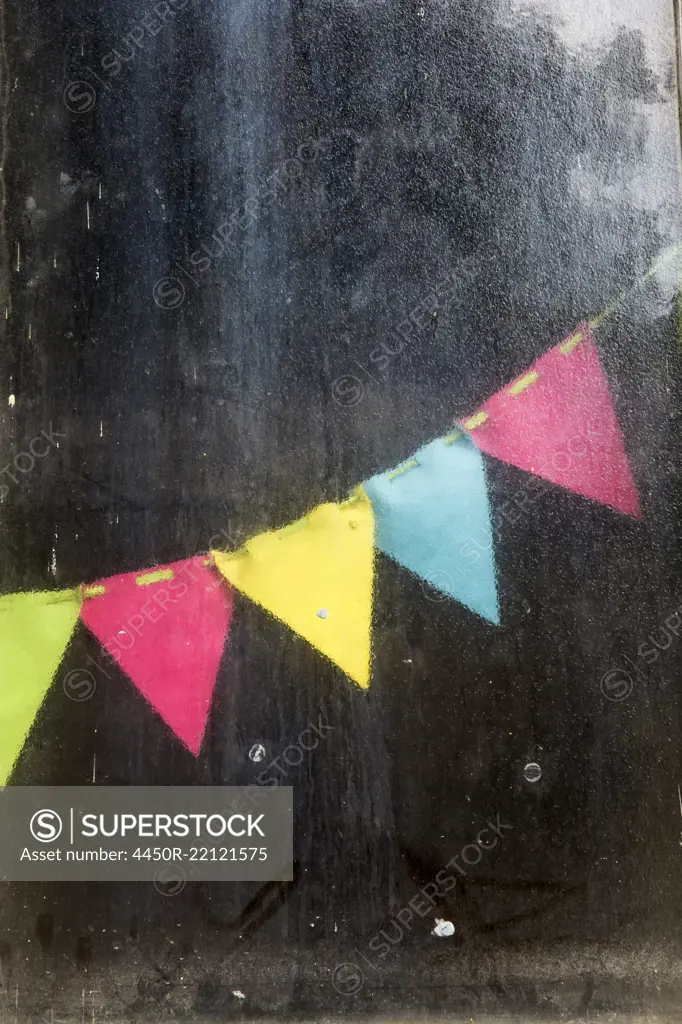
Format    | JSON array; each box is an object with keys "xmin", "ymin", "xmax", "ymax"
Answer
[{"xmin": 362, "ymin": 434, "xmax": 499, "ymax": 623}]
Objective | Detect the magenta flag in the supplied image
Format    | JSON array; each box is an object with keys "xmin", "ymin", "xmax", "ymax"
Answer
[
  {"xmin": 460, "ymin": 324, "xmax": 641, "ymax": 518},
  {"xmin": 81, "ymin": 557, "xmax": 234, "ymax": 754}
]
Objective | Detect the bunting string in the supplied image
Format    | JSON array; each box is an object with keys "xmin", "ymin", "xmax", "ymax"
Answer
[{"xmin": 1, "ymin": 243, "xmax": 679, "ymax": 776}]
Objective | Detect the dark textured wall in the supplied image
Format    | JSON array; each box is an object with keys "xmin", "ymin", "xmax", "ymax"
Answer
[{"xmin": 1, "ymin": 0, "xmax": 682, "ymax": 1017}]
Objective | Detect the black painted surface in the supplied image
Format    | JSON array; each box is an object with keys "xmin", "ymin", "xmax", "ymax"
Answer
[{"xmin": 1, "ymin": 0, "xmax": 682, "ymax": 1017}]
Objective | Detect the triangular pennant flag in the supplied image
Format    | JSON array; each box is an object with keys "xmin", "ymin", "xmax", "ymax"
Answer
[
  {"xmin": 363, "ymin": 434, "xmax": 500, "ymax": 623},
  {"xmin": 459, "ymin": 324, "xmax": 641, "ymax": 517},
  {"xmin": 0, "ymin": 588, "xmax": 82, "ymax": 784},
  {"xmin": 81, "ymin": 558, "xmax": 233, "ymax": 755},
  {"xmin": 213, "ymin": 492, "xmax": 374, "ymax": 688}
]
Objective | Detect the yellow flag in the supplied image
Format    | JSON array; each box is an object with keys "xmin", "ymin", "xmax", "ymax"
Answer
[
  {"xmin": 213, "ymin": 492, "xmax": 374, "ymax": 687},
  {"xmin": 0, "ymin": 588, "xmax": 82, "ymax": 784}
]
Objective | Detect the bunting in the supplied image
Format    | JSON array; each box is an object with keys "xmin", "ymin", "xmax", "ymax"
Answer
[
  {"xmin": 363, "ymin": 434, "xmax": 499, "ymax": 623},
  {"xmin": 81, "ymin": 558, "xmax": 234, "ymax": 755},
  {"xmin": 0, "ymin": 588, "xmax": 81, "ymax": 784},
  {"xmin": 459, "ymin": 324, "xmax": 641, "ymax": 518},
  {"xmin": 213, "ymin": 492, "xmax": 375, "ymax": 688},
  {"xmin": 0, "ymin": 254, "xmax": 658, "ymax": 762}
]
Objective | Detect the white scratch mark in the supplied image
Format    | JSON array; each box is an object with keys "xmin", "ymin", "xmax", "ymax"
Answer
[
  {"xmin": 98, "ymin": 182, "xmax": 102, "ymax": 199},
  {"xmin": 86, "ymin": 201, "xmax": 90, "ymax": 230},
  {"xmin": 99, "ymin": 420, "xmax": 103, "ymax": 438},
  {"xmin": 15, "ymin": 242, "xmax": 19, "ymax": 271}
]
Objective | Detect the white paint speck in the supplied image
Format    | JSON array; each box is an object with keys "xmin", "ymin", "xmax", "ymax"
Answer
[
  {"xmin": 232, "ymin": 990, "xmax": 245, "ymax": 1000},
  {"xmin": 432, "ymin": 919, "xmax": 455, "ymax": 938},
  {"xmin": 249, "ymin": 743, "xmax": 266, "ymax": 763},
  {"xmin": 8, "ymin": 394, "xmax": 14, "ymax": 407}
]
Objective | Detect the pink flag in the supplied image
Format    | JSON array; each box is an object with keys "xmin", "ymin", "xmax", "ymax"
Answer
[
  {"xmin": 459, "ymin": 325, "xmax": 641, "ymax": 517},
  {"xmin": 81, "ymin": 557, "xmax": 234, "ymax": 754}
]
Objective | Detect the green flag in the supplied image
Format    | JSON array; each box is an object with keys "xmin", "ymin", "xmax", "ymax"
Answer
[{"xmin": 0, "ymin": 588, "xmax": 82, "ymax": 784}]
